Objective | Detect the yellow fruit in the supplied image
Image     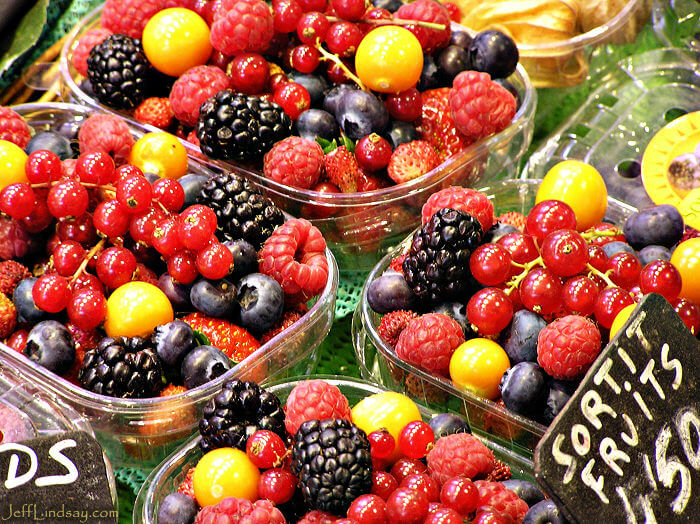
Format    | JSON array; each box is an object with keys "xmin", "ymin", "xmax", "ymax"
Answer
[
  {"xmin": 351, "ymin": 391, "xmax": 421, "ymax": 463},
  {"xmin": 355, "ymin": 26, "xmax": 423, "ymax": 94},
  {"xmin": 0, "ymin": 140, "xmax": 28, "ymax": 189},
  {"xmin": 670, "ymin": 238, "xmax": 700, "ymax": 303},
  {"xmin": 104, "ymin": 281, "xmax": 174, "ymax": 338},
  {"xmin": 193, "ymin": 448, "xmax": 260, "ymax": 507},
  {"xmin": 610, "ymin": 303, "xmax": 637, "ymax": 338},
  {"xmin": 537, "ymin": 160, "xmax": 608, "ymax": 231},
  {"xmin": 449, "ymin": 339, "xmax": 510, "ymax": 400},
  {"xmin": 129, "ymin": 132, "xmax": 188, "ymax": 179},
  {"xmin": 142, "ymin": 8, "xmax": 212, "ymax": 77}
]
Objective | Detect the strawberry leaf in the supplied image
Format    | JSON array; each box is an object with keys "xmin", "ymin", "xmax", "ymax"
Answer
[
  {"xmin": 193, "ymin": 329, "xmax": 210, "ymax": 346},
  {"xmin": 340, "ymin": 133, "xmax": 355, "ymax": 153},
  {"xmin": 317, "ymin": 137, "xmax": 338, "ymax": 155}
]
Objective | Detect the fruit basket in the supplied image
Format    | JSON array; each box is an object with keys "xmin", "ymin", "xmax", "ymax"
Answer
[
  {"xmin": 352, "ymin": 179, "xmax": 638, "ymax": 459},
  {"xmin": 522, "ymin": 47, "xmax": 700, "ymax": 209},
  {"xmin": 58, "ymin": 5, "xmax": 537, "ymax": 272},
  {"xmin": 0, "ymin": 102, "xmax": 339, "ymax": 470},
  {"xmin": 457, "ymin": 0, "xmax": 653, "ymax": 88},
  {"xmin": 133, "ymin": 375, "xmax": 537, "ymax": 523}
]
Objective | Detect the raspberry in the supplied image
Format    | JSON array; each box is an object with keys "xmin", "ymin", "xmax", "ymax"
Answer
[
  {"xmin": 283, "ymin": 379, "xmax": 352, "ymax": 435},
  {"xmin": 100, "ymin": 0, "xmax": 163, "ymax": 39},
  {"xmin": 0, "ymin": 293, "xmax": 17, "ymax": 339},
  {"xmin": 259, "ymin": 218, "xmax": 329, "ymax": 304},
  {"xmin": 389, "ymin": 253, "xmax": 407, "ymax": 274},
  {"xmin": 78, "ymin": 114, "xmax": 135, "ymax": 164},
  {"xmin": 497, "ymin": 211, "xmax": 526, "ymax": 232},
  {"xmin": 377, "ymin": 310, "xmax": 418, "ymax": 348},
  {"xmin": 474, "ymin": 480, "xmax": 529, "ymax": 524},
  {"xmin": 260, "ymin": 305, "xmax": 307, "ymax": 344},
  {"xmin": 0, "ymin": 217, "xmax": 31, "ymax": 261},
  {"xmin": 195, "ymin": 497, "xmax": 285, "ymax": 524},
  {"xmin": 263, "ymin": 136, "xmax": 324, "ymax": 189},
  {"xmin": 537, "ymin": 315, "xmax": 601, "ymax": 380},
  {"xmin": 395, "ymin": 313, "xmax": 464, "ymax": 376},
  {"xmin": 298, "ymin": 511, "xmax": 338, "ymax": 524},
  {"xmin": 0, "ymin": 260, "xmax": 31, "ymax": 295},
  {"xmin": 0, "ymin": 107, "xmax": 31, "ymax": 149},
  {"xmin": 426, "ymin": 433, "xmax": 495, "ymax": 485},
  {"xmin": 71, "ymin": 28, "xmax": 112, "ymax": 77},
  {"xmin": 395, "ymin": 0, "xmax": 451, "ymax": 53},
  {"xmin": 134, "ymin": 97, "xmax": 174, "ymax": 130},
  {"xmin": 421, "ymin": 186, "xmax": 495, "ymax": 232},
  {"xmin": 177, "ymin": 467, "xmax": 196, "ymax": 499},
  {"xmin": 210, "ymin": 0, "xmax": 274, "ymax": 56},
  {"xmin": 170, "ymin": 65, "xmax": 232, "ymax": 127},
  {"xmin": 448, "ymin": 71, "xmax": 516, "ymax": 142},
  {"xmin": 486, "ymin": 460, "xmax": 512, "ymax": 481}
]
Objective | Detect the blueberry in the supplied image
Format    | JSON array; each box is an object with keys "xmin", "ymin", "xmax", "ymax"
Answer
[
  {"xmin": 549, "ymin": 378, "xmax": 579, "ymax": 396},
  {"xmin": 157, "ymin": 492, "xmax": 197, "ymax": 524},
  {"xmin": 223, "ymin": 239, "xmax": 258, "ymax": 281},
  {"xmin": 24, "ymin": 321, "xmax": 75, "ymax": 375},
  {"xmin": 371, "ymin": 0, "xmax": 401, "ymax": 11},
  {"xmin": 288, "ymin": 72, "xmax": 329, "ymax": 106},
  {"xmin": 638, "ymin": 245, "xmax": 672, "ymax": 265},
  {"xmin": 154, "ymin": 321, "xmax": 196, "ymax": 367},
  {"xmin": 483, "ymin": 222, "xmax": 518, "ymax": 243},
  {"xmin": 235, "ymin": 273, "xmax": 284, "ymax": 335},
  {"xmin": 158, "ymin": 273, "xmax": 192, "ymax": 309},
  {"xmin": 296, "ymin": 108, "xmax": 338, "ymax": 142},
  {"xmin": 428, "ymin": 413, "xmax": 471, "ymax": 438},
  {"xmin": 336, "ymin": 90, "xmax": 389, "ymax": 140},
  {"xmin": 181, "ymin": 345, "xmax": 232, "ymax": 389},
  {"xmin": 367, "ymin": 272, "xmax": 417, "ymax": 314},
  {"xmin": 144, "ymin": 172, "xmax": 160, "ymax": 184},
  {"xmin": 178, "ymin": 174, "xmax": 209, "ymax": 208},
  {"xmin": 500, "ymin": 362, "xmax": 548, "ymax": 417},
  {"xmin": 601, "ymin": 240, "xmax": 636, "ymax": 258},
  {"xmin": 431, "ymin": 301, "xmax": 476, "ymax": 339},
  {"xmin": 523, "ymin": 500, "xmax": 569, "ymax": 524},
  {"xmin": 542, "ymin": 387, "xmax": 571, "ymax": 425},
  {"xmin": 418, "ymin": 55, "xmax": 441, "ymax": 91},
  {"xmin": 324, "ymin": 84, "xmax": 358, "ymax": 116},
  {"xmin": 25, "ymin": 131, "xmax": 73, "ymax": 160},
  {"xmin": 623, "ymin": 204, "xmax": 685, "ymax": 249},
  {"xmin": 384, "ymin": 120, "xmax": 420, "ymax": 149},
  {"xmin": 438, "ymin": 45, "xmax": 470, "ymax": 84},
  {"xmin": 450, "ymin": 30, "xmax": 473, "ymax": 49},
  {"xmin": 500, "ymin": 310, "xmax": 546, "ymax": 364},
  {"xmin": 13, "ymin": 278, "xmax": 47, "ymax": 323},
  {"xmin": 190, "ymin": 279, "xmax": 237, "ymax": 318},
  {"xmin": 468, "ymin": 30, "xmax": 519, "ymax": 79},
  {"xmin": 501, "ymin": 479, "xmax": 545, "ymax": 507},
  {"xmin": 57, "ymin": 120, "xmax": 81, "ymax": 141}
]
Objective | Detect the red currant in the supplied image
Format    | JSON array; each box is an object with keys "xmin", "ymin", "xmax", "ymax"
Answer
[
  {"xmin": 269, "ymin": 72, "xmax": 289, "ymax": 91},
  {"xmin": 178, "ymin": 205, "xmax": 217, "ymax": 251},
  {"xmin": 585, "ymin": 222, "xmax": 625, "ymax": 245},
  {"xmin": 440, "ymin": 477, "xmax": 479, "ymax": 515},
  {"xmin": 587, "ymin": 244, "xmax": 608, "ymax": 272},
  {"xmin": 355, "ymin": 133, "xmax": 392, "ymax": 172},
  {"xmin": 130, "ymin": 207, "xmax": 167, "ymax": 244},
  {"xmin": 273, "ymin": 0, "xmax": 303, "ymax": 33},
  {"xmin": 230, "ymin": 53, "xmax": 270, "ymax": 94},
  {"xmin": 273, "ymin": 82, "xmax": 311, "ymax": 120},
  {"xmin": 291, "ymin": 45, "xmax": 321, "ymax": 73},
  {"xmin": 672, "ymin": 298, "xmax": 700, "ymax": 336},
  {"xmin": 75, "ymin": 152, "xmax": 115, "ymax": 184},
  {"xmin": 594, "ymin": 286, "xmax": 634, "ymax": 329},
  {"xmin": 608, "ymin": 252, "xmax": 641, "ymax": 289},
  {"xmin": 326, "ymin": 21, "xmax": 363, "ymax": 57},
  {"xmin": 53, "ymin": 240, "xmax": 86, "ymax": 277},
  {"xmin": 114, "ymin": 164, "xmax": 144, "ymax": 181},
  {"xmin": 116, "ymin": 176, "xmax": 153, "ymax": 214},
  {"xmin": 526, "ymin": 200, "xmax": 577, "ymax": 240},
  {"xmin": 639, "ymin": 260, "xmax": 682, "ymax": 302},
  {"xmin": 326, "ymin": 60, "xmax": 353, "ymax": 84},
  {"xmin": 32, "ymin": 274, "xmax": 71, "ymax": 313},
  {"xmin": 96, "ymin": 246, "xmax": 137, "ymax": 289},
  {"xmin": 167, "ymin": 250, "xmax": 199, "ymax": 284},
  {"xmin": 246, "ymin": 430, "xmax": 287, "ymax": 469},
  {"xmin": 348, "ymin": 494, "xmax": 388, "ymax": 524},
  {"xmin": 541, "ymin": 229, "xmax": 588, "ymax": 277},
  {"xmin": 470, "ymin": 243, "xmax": 513, "ymax": 286},
  {"xmin": 398, "ymin": 421, "xmax": 434, "ymax": 459},
  {"xmin": 150, "ymin": 216, "xmax": 182, "ymax": 257},
  {"xmin": 386, "ymin": 487, "xmax": 429, "ymax": 524},
  {"xmin": 385, "ymin": 88, "xmax": 422, "ymax": 122},
  {"xmin": 519, "ymin": 267, "xmax": 564, "ymax": 316},
  {"xmin": 257, "ymin": 468, "xmax": 297, "ymax": 505},
  {"xmin": 196, "ymin": 242, "xmax": 233, "ymax": 280},
  {"xmin": 332, "ymin": 0, "xmax": 366, "ymax": 20},
  {"xmin": 473, "ymin": 506, "xmax": 512, "ymax": 524},
  {"xmin": 152, "ymin": 178, "xmax": 185, "ymax": 212},
  {"xmin": 298, "ymin": 0, "xmax": 327, "ymax": 10},
  {"xmin": 57, "ymin": 213, "xmax": 97, "ymax": 245},
  {"xmin": 372, "ymin": 471, "xmax": 399, "ymax": 500},
  {"xmin": 562, "ymin": 275, "xmax": 598, "ymax": 316},
  {"xmin": 401, "ymin": 474, "xmax": 439, "ymax": 502},
  {"xmin": 497, "ymin": 233, "xmax": 539, "ymax": 269},
  {"xmin": 93, "ymin": 199, "xmax": 130, "ymax": 238},
  {"xmin": 390, "ymin": 458, "xmax": 427, "ymax": 484},
  {"xmin": 47, "ymin": 180, "xmax": 89, "ymax": 219},
  {"xmin": 297, "ymin": 12, "xmax": 330, "ymax": 45},
  {"xmin": 21, "ymin": 197, "xmax": 53, "ymax": 233},
  {"xmin": 67, "ymin": 288, "xmax": 106, "ymax": 330},
  {"xmin": 368, "ymin": 429, "xmax": 395, "ymax": 460},
  {"xmin": 25, "ymin": 150, "xmax": 62, "ymax": 184},
  {"xmin": 467, "ymin": 287, "xmax": 513, "ymax": 335},
  {"xmin": 0, "ymin": 183, "xmax": 36, "ymax": 219},
  {"xmin": 424, "ymin": 507, "xmax": 463, "ymax": 524},
  {"xmin": 71, "ymin": 272, "xmax": 104, "ymax": 294}
]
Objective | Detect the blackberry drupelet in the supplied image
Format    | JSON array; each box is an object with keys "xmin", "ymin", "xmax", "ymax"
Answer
[
  {"xmin": 403, "ymin": 207, "xmax": 483, "ymax": 303},
  {"xmin": 197, "ymin": 172, "xmax": 285, "ymax": 248},
  {"xmin": 292, "ymin": 419, "xmax": 373, "ymax": 515},
  {"xmin": 199, "ymin": 379, "xmax": 285, "ymax": 453},
  {"xmin": 78, "ymin": 336, "xmax": 164, "ymax": 398},
  {"xmin": 86, "ymin": 34, "xmax": 150, "ymax": 110},
  {"xmin": 196, "ymin": 90, "xmax": 292, "ymax": 160}
]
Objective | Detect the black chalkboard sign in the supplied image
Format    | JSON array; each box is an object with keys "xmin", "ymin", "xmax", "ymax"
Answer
[
  {"xmin": 0, "ymin": 431, "xmax": 117, "ymax": 524},
  {"xmin": 534, "ymin": 293, "xmax": 700, "ymax": 524}
]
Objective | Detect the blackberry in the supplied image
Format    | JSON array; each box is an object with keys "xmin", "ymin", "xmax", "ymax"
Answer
[
  {"xmin": 199, "ymin": 379, "xmax": 285, "ymax": 453},
  {"xmin": 196, "ymin": 90, "xmax": 292, "ymax": 161},
  {"xmin": 86, "ymin": 34, "xmax": 150, "ymax": 110},
  {"xmin": 292, "ymin": 419, "xmax": 373, "ymax": 515},
  {"xmin": 197, "ymin": 172, "xmax": 284, "ymax": 248},
  {"xmin": 402, "ymin": 208, "xmax": 483, "ymax": 303},
  {"xmin": 78, "ymin": 336, "xmax": 164, "ymax": 398}
]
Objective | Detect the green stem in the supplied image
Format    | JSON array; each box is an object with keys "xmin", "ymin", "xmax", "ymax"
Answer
[{"xmin": 504, "ymin": 257, "xmax": 543, "ymax": 295}]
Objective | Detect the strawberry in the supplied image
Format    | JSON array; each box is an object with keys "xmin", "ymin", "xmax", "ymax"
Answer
[
  {"xmin": 181, "ymin": 312, "xmax": 260, "ymax": 362},
  {"xmin": 419, "ymin": 88, "xmax": 472, "ymax": 161},
  {"xmin": 133, "ymin": 97, "xmax": 174, "ymax": 130},
  {"xmin": 0, "ymin": 294, "xmax": 17, "ymax": 339},
  {"xmin": 497, "ymin": 211, "xmax": 526, "ymax": 232},
  {"xmin": 323, "ymin": 146, "xmax": 361, "ymax": 193},
  {"xmin": 160, "ymin": 384, "xmax": 187, "ymax": 397},
  {"xmin": 260, "ymin": 305, "xmax": 308, "ymax": 344},
  {"xmin": 177, "ymin": 468, "xmax": 196, "ymax": 499},
  {"xmin": 389, "ymin": 252, "xmax": 407, "ymax": 274},
  {"xmin": 387, "ymin": 140, "xmax": 440, "ymax": 184}
]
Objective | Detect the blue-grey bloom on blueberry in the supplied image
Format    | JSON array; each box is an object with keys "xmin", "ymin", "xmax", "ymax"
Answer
[
  {"xmin": 24, "ymin": 320, "xmax": 75, "ymax": 375},
  {"xmin": 367, "ymin": 273, "xmax": 417, "ymax": 314},
  {"xmin": 154, "ymin": 320, "xmax": 196, "ymax": 367},
  {"xmin": 190, "ymin": 279, "xmax": 237, "ymax": 318},
  {"xmin": 181, "ymin": 345, "xmax": 231, "ymax": 389},
  {"xmin": 428, "ymin": 413, "xmax": 471, "ymax": 439},
  {"xmin": 500, "ymin": 362, "xmax": 548, "ymax": 417},
  {"xmin": 235, "ymin": 273, "xmax": 284, "ymax": 335},
  {"xmin": 500, "ymin": 309, "xmax": 546, "ymax": 364}
]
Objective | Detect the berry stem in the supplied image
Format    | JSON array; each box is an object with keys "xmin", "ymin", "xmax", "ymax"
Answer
[
  {"xmin": 581, "ymin": 228, "xmax": 621, "ymax": 242},
  {"xmin": 314, "ymin": 43, "xmax": 368, "ymax": 91},
  {"xmin": 69, "ymin": 238, "xmax": 106, "ymax": 283},
  {"xmin": 586, "ymin": 263, "xmax": 616, "ymax": 289},
  {"xmin": 504, "ymin": 257, "xmax": 543, "ymax": 295}
]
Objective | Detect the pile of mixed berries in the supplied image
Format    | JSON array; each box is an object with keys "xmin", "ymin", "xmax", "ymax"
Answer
[
  {"xmin": 158, "ymin": 378, "xmax": 563, "ymax": 524},
  {"xmin": 70, "ymin": 0, "xmax": 521, "ymax": 194},
  {"xmin": 0, "ymin": 107, "xmax": 329, "ymax": 399},
  {"xmin": 367, "ymin": 182, "xmax": 700, "ymax": 426}
]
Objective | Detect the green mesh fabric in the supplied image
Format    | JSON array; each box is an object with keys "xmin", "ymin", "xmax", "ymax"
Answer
[
  {"xmin": 335, "ymin": 272, "xmax": 366, "ymax": 319},
  {"xmin": 314, "ymin": 316, "xmax": 361, "ymax": 378}
]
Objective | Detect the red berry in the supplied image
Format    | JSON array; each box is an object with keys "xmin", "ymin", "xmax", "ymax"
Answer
[
  {"xmin": 639, "ymin": 260, "xmax": 682, "ymax": 301},
  {"xmin": 368, "ymin": 430, "xmax": 395, "ymax": 460},
  {"xmin": 67, "ymin": 288, "xmax": 106, "ymax": 330},
  {"xmin": 497, "ymin": 233, "xmax": 539, "ymax": 269},
  {"xmin": 115, "ymin": 164, "xmax": 144, "ymax": 181},
  {"xmin": 178, "ymin": 205, "xmax": 217, "ymax": 251},
  {"xmin": 526, "ymin": 200, "xmax": 577, "ymax": 240},
  {"xmin": 672, "ymin": 298, "xmax": 700, "ymax": 336},
  {"xmin": 473, "ymin": 506, "xmax": 513, "ymax": 524},
  {"xmin": 91, "ymin": 200, "xmax": 128, "ymax": 239},
  {"xmin": 594, "ymin": 286, "xmax": 634, "ymax": 329},
  {"xmin": 57, "ymin": 213, "xmax": 97, "ymax": 245},
  {"xmin": 608, "ymin": 252, "xmax": 641, "ymax": 289},
  {"xmin": 291, "ymin": 44, "xmax": 321, "ymax": 73},
  {"xmin": 116, "ymin": 176, "xmax": 153, "ymax": 214},
  {"xmin": 196, "ymin": 242, "xmax": 233, "ymax": 280},
  {"xmin": 246, "ymin": 430, "xmax": 287, "ymax": 469},
  {"xmin": 269, "ymin": 72, "xmax": 289, "ymax": 91},
  {"xmin": 25, "ymin": 150, "xmax": 62, "ymax": 184},
  {"xmin": 0, "ymin": 183, "xmax": 36, "ymax": 219},
  {"xmin": 326, "ymin": 21, "xmax": 363, "ymax": 57},
  {"xmin": 273, "ymin": 82, "xmax": 311, "ymax": 120},
  {"xmin": 424, "ymin": 507, "xmax": 463, "ymax": 524},
  {"xmin": 96, "ymin": 246, "xmax": 137, "ymax": 289},
  {"xmin": 355, "ymin": 134, "xmax": 392, "ymax": 172},
  {"xmin": 562, "ymin": 275, "xmax": 598, "ymax": 316},
  {"xmin": 230, "ymin": 53, "xmax": 270, "ymax": 94},
  {"xmin": 440, "ymin": 477, "xmax": 479, "ymax": 515},
  {"xmin": 297, "ymin": 11, "xmax": 330, "ymax": 45},
  {"xmin": 540, "ymin": 229, "xmax": 588, "ymax": 277},
  {"xmin": 32, "ymin": 274, "xmax": 71, "ymax": 313},
  {"xmin": 273, "ymin": 0, "xmax": 303, "ymax": 33},
  {"xmin": 400, "ymin": 474, "xmax": 439, "ymax": 503},
  {"xmin": 71, "ymin": 272, "xmax": 104, "ymax": 294},
  {"xmin": 470, "ymin": 243, "xmax": 513, "ymax": 286},
  {"xmin": 130, "ymin": 207, "xmax": 167, "ymax": 244},
  {"xmin": 467, "ymin": 287, "xmax": 513, "ymax": 335},
  {"xmin": 75, "ymin": 152, "xmax": 115, "ymax": 184},
  {"xmin": 21, "ymin": 198, "xmax": 53, "ymax": 233},
  {"xmin": 151, "ymin": 216, "xmax": 183, "ymax": 256},
  {"xmin": 168, "ymin": 250, "xmax": 199, "ymax": 284},
  {"xmin": 347, "ymin": 494, "xmax": 388, "ymax": 524},
  {"xmin": 257, "ymin": 468, "xmax": 297, "ymax": 505},
  {"xmin": 587, "ymin": 244, "xmax": 608, "ymax": 272},
  {"xmin": 53, "ymin": 241, "xmax": 86, "ymax": 277},
  {"xmin": 585, "ymin": 222, "xmax": 624, "ymax": 245},
  {"xmin": 385, "ymin": 88, "xmax": 422, "ymax": 122},
  {"xmin": 519, "ymin": 267, "xmax": 564, "ymax": 317},
  {"xmin": 47, "ymin": 180, "xmax": 89, "ymax": 219},
  {"xmin": 332, "ymin": 0, "xmax": 366, "ymax": 20},
  {"xmin": 390, "ymin": 458, "xmax": 427, "ymax": 484},
  {"xmin": 372, "ymin": 471, "xmax": 399, "ymax": 500},
  {"xmin": 298, "ymin": 0, "xmax": 327, "ymax": 10},
  {"xmin": 326, "ymin": 60, "xmax": 353, "ymax": 84},
  {"xmin": 386, "ymin": 488, "xmax": 429, "ymax": 524},
  {"xmin": 398, "ymin": 421, "xmax": 435, "ymax": 459},
  {"xmin": 152, "ymin": 178, "xmax": 185, "ymax": 212}
]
